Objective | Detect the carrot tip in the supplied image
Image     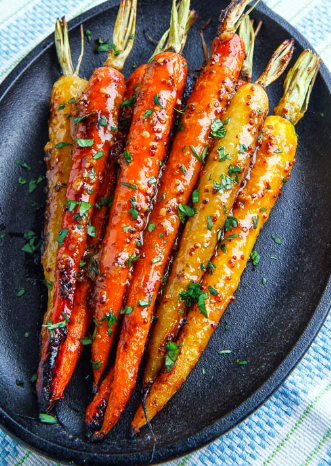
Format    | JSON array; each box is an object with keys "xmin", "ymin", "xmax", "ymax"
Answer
[
  {"xmin": 91, "ymin": 431, "xmax": 105, "ymax": 442},
  {"xmin": 129, "ymin": 425, "xmax": 139, "ymax": 438}
]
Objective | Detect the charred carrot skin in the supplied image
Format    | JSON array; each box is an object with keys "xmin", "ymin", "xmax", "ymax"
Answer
[
  {"xmin": 91, "ymin": 52, "xmax": 188, "ymax": 390},
  {"xmin": 37, "ymin": 67, "xmax": 126, "ymax": 404},
  {"xmin": 86, "ymin": 367, "xmax": 115, "ymax": 436},
  {"xmin": 47, "ymin": 67, "xmax": 147, "ymax": 405},
  {"xmin": 47, "ymin": 159, "xmax": 117, "ymax": 405},
  {"xmin": 42, "ymin": 75, "xmax": 88, "ymax": 347},
  {"xmin": 131, "ymin": 116, "xmax": 298, "ymax": 432},
  {"xmin": 90, "ymin": 31, "xmax": 245, "ymax": 431}
]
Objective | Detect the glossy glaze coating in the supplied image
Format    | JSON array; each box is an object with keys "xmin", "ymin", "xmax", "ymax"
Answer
[
  {"xmin": 41, "ymin": 75, "xmax": 88, "ymax": 345},
  {"xmin": 37, "ymin": 66, "xmax": 126, "ymax": 405},
  {"xmin": 48, "ymin": 65, "xmax": 148, "ymax": 405},
  {"xmin": 145, "ymin": 82, "xmax": 268, "ymax": 386},
  {"xmin": 90, "ymin": 32, "xmax": 246, "ymax": 434},
  {"xmin": 132, "ymin": 115, "xmax": 298, "ymax": 432},
  {"xmin": 91, "ymin": 51, "xmax": 188, "ymax": 390}
]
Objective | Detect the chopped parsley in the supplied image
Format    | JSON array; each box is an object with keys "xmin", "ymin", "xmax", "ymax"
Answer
[
  {"xmin": 17, "ymin": 288, "xmax": 25, "ymax": 297},
  {"xmin": 85, "ymin": 29, "xmax": 92, "ymax": 43},
  {"xmin": 180, "ymin": 283, "xmax": 208, "ymax": 317},
  {"xmin": 22, "ymin": 230, "xmax": 40, "ymax": 254},
  {"xmin": 76, "ymin": 138, "xmax": 94, "ymax": 148},
  {"xmin": 101, "ymin": 311, "xmax": 118, "ymax": 336},
  {"xmin": 148, "ymin": 223, "xmax": 156, "ymax": 232},
  {"xmin": 151, "ymin": 256, "xmax": 161, "ymax": 264},
  {"xmin": 192, "ymin": 189, "xmax": 199, "ymax": 203},
  {"xmin": 73, "ymin": 112, "xmax": 97, "ymax": 124},
  {"xmin": 213, "ymin": 174, "xmax": 235, "ymax": 194},
  {"xmin": 239, "ymin": 144, "xmax": 247, "ymax": 153},
  {"xmin": 218, "ymin": 146, "xmax": 232, "ymax": 162},
  {"xmin": 250, "ymin": 250, "xmax": 260, "ymax": 266},
  {"xmin": 138, "ymin": 295, "xmax": 152, "ymax": 307},
  {"xmin": 95, "ymin": 195, "xmax": 113, "ymax": 209},
  {"xmin": 208, "ymin": 286, "xmax": 218, "ymax": 296},
  {"xmin": 121, "ymin": 306, "xmax": 134, "ymax": 315},
  {"xmin": 224, "ymin": 216, "xmax": 238, "ymax": 231},
  {"xmin": 98, "ymin": 115, "xmax": 107, "ymax": 126},
  {"xmin": 129, "ymin": 197, "xmax": 139, "ymax": 221},
  {"xmin": 154, "ymin": 94, "xmax": 162, "ymax": 107},
  {"xmin": 87, "ymin": 224, "xmax": 95, "ymax": 237},
  {"xmin": 15, "ymin": 160, "xmax": 31, "ymax": 170},
  {"xmin": 252, "ymin": 215, "xmax": 259, "ymax": 229},
  {"xmin": 120, "ymin": 181, "xmax": 137, "ymax": 190},
  {"xmin": 53, "ymin": 142, "xmax": 72, "ymax": 149},
  {"xmin": 28, "ymin": 176, "xmax": 44, "ymax": 193},
  {"xmin": 123, "ymin": 149, "xmax": 132, "ymax": 163},
  {"xmin": 165, "ymin": 341, "xmax": 179, "ymax": 372},
  {"xmin": 274, "ymin": 147, "xmax": 283, "ymax": 153},
  {"xmin": 56, "ymin": 228, "xmax": 68, "ymax": 246},
  {"xmin": 228, "ymin": 164, "xmax": 242, "ymax": 182},
  {"xmin": 178, "ymin": 203, "xmax": 196, "ymax": 223},
  {"xmin": 189, "ymin": 145, "xmax": 207, "ymax": 163},
  {"xmin": 92, "ymin": 150, "xmax": 104, "ymax": 160},
  {"xmin": 271, "ymin": 234, "xmax": 282, "ymax": 245},
  {"xmin": 120, "ymin": 95, "xmax": 136, "ymax": 108},
  {"xmin": 210, "ymin": 119, "xmax": 227, "ymax": 138},
  {"xmin": 207, "ymin": 216, "xmax": 213, "ymax": 231},
  {"xmin": 144, "ymin": 109, "xmax": 153, "ymax": 118},
  {"xmin": 39, "ymin": 413, "xmax": 57, "ymax": 424},
  {"xmin": 180, "ymin": 164, "xmax": 187, "ymax": 175},
  {"xmin": 91, "ymin": 360, "xmax": 102, "ymax": 370}
]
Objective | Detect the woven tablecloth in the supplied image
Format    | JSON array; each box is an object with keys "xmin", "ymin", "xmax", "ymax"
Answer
[{"xmin": 1, "ymin": 0, "xmax": 331, "ymax": 465}]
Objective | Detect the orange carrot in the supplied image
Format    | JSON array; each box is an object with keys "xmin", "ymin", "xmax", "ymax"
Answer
[
  {"xmin": 90, "ymin": 0, "xmax": 196, "ymax": 396},
  {"xmin": 37, "ymin": 0, "xmax": 137, "ymax": 407}
]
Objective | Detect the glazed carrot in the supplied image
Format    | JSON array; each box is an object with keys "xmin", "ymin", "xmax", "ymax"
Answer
[
  {"xmin": 37, "ymin": 0, "xmax": 137, "ymax": 406},
  {"xmin": 47, "ymin": 63, "xmax": 149, "ymax": 406},
  {"xmin": 131, "ymin": 50, "xmax": 320, "ymax": 432},
  {"xmin": 90, "ymin": 0, "xmax": 196, "ymax": 395},
  {"xmin": 89, "ymin": 1, "xmax": 255, "ymax": 438},
  {"xmin": 143, "ymin": 39, "xmax": 294, "ymax": 388},
  {"xmin": 41, "ymin": 19, "xmax": 88, "ymax": 347},
  {"xmin": 122, "ymin": 0, "xmax": 253, "ymax": 394}
]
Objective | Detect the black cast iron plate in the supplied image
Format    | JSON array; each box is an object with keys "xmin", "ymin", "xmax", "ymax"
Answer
[{"xmin": 0, "ymin": 1, "xmax": 331, "ymax": 465}]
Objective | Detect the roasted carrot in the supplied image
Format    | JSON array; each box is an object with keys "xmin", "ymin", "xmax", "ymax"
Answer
[
  {"xmin": 89, "ymin": 3, "xmax": 195, "ymax": 429},
  {"xmin": 89, "ymin": 1, "xmax": 256, "ymax": 437},
  {"xmin": 84, "ymin": 4, "xmax": 196, "ymax": 433},
  {"xmin": 47, "ymin": 60, "xmax": 148, "ymax": 407},
  {"xmin": 114, "ymin": 0, "xmax": 252, "ymax": 397},
  {"xmin": 37, "ymin": 0, "xmax": 137, "ymax": 407},
  {"xmin": 41, "ymin": 19, "xmax": 88, "ymax": 347},
  {"xmin": 143, "ymin": 39, "xmax": 294, "ymax": 388},
  {"xmin": 131, "ymin": 50, "xmax": 320, "ymax": 432}
]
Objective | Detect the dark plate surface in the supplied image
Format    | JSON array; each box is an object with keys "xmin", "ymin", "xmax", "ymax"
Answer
[{"xmin": 1, "ymin": 0, "xmax": 331, "ymax": 465}]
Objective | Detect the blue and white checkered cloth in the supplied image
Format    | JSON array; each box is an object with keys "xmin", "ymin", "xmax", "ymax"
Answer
[{"xmin": 1, "ymin": 1, "xmax": 331, "ymax": 465}]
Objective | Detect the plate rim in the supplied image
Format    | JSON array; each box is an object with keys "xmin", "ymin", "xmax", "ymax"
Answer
[{"xmin": 1, "ymin": 1, "xmax": 331, "ymax": 465}]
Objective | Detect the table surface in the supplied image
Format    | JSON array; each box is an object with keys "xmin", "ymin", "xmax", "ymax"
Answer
[{"xmin": 1, "ymin": 1, "xmax": 331, "ymax": 465}]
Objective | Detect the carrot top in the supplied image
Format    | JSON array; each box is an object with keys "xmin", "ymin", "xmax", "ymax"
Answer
[
  {"xmin": 274, "ymin": 49, "xmax": 320, "ymax": 125},
  {"xmin": 104, "ymin": 0, "xmax": 138, "ymax": 70}
]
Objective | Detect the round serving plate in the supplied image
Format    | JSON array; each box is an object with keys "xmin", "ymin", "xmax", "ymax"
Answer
[{"xmin": 0, "ymin": 1, "xmax": 331, "ymax": 464}]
